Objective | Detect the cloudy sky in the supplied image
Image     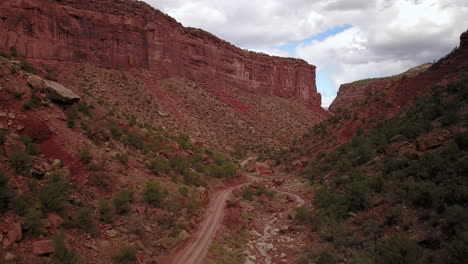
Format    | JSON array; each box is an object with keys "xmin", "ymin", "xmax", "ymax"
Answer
[{"xmin": 143, "ymin": 0, "xmax": 467, "ymax": 107}]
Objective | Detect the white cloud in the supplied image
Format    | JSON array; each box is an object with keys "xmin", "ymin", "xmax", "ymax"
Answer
[{"xmin": 143, "ymin": 0, "xmax": 468, "ymax": 104}]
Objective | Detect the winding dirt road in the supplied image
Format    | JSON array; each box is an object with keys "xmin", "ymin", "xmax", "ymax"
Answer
[
  {"xmin": 164, "ymin": 162, "xmax": 305, "ymax": 264},
  {"xmin": 164, "ymin": 183, "xmax": 246, "ymax": 264}
]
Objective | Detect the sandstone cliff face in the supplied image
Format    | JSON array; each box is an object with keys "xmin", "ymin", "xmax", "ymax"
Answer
[
  {"xmin": 0, "ymin": 0, "xmax": 321, "ymax": 105},
  {"xmin": 329, "ymin": 63, "xmax": 432, "ymax": 113}
]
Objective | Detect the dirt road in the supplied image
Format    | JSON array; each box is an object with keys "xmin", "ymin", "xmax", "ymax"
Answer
[{"xmin": 164, "ymin": 183, "xmax": 245, "ymax": 264}]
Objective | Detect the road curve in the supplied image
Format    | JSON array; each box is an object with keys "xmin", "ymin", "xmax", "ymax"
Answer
[{"xmin": 164, "ymin": 183, "xmax": 246, "ymax": 264}]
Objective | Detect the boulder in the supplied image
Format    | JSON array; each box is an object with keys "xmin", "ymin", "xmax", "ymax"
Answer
[
  {"xmin": 32, "ymin": 239, "xmax": 54, "ymax": 255},
  {"xmin": 43, "ymin": 80, "xmax": 80, "ymax": 104},
  {"xmin": 26, "ymin": 75, "xmax": 44, "ymax": 91},
  {"xmin": 47, "ymin": 213, "xmax": 63, "ymax": 229}
]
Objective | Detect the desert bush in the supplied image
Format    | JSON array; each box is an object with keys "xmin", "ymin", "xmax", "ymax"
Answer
[
  {"xmin": 112, "ymin": 244, "xmax": 137, "ymax": 264},
  {"xmin": 24, "ymin": 207, "xmax": 44, "ymax": 236},
  {"xmin": 76, "ymin": 207, "xmax": 96, "ymax": 233},
  {"xmin": 77, "ymin": 147, "xmax": 92, "ymax": 164},
  {"xmin": 0, "ymin": 171, "xmax": 12, "ymax": 211},
  {"xmin": 114, "ymin": 189, "xmax": 134, "ymax": 215},
  {"xmin": 147, "ymin": 156, "xmax": 171, "ymax": 175},
  {"xmin": 77, "ymin": 102, "xmax": 93, "ymax": 117},
  {"xmin": 171, "ymin": 154, "xmax": 190, "ymax": 174},
  {"xmin": 51, "ymin": 232, "xmax": 78, "ymax": 264},
  {"xmin": 38, "ymin": 171, "xmax": 70, "ymax": 212},
  {"xmin": 23, "ymin": 92, "xmax": 40, "ymax": 110},
  {"xmin": 241, "ymin": 186, "xmax": 255, "ymax": 201},
  {"xmin": 67, "ymin": 109, "xmax": 78, "ymax": 128},
  {"xmin": 0, "ymin": 128, "xmax": 7, "ymax": 145},
  {"xmin": 316, "ymin": 250, "xmax": 338, "ymax": 264},
  {"xmin": 209, "ymin": 162, "xmax": 237, "ymax": 179},
  {"xmin": 20, "ymin": 61, "xmax": 36, "ymax": 73},
  {"xmin": 378, "ymin": 237, "xmax": 422, "ymax": 264},
  {"xmin": 143, "ymin": 181, "xmax": 167, "ymax": 207},
  {"xmin": 406, "ymin": 181, "xmax": 441, "ymax": 208},
  {"xmin": 295, "ymin": 206, "xmax": 311, "ymax": 224},
  {"xmin": 19, "ymin": 135, "xmax": 39, "ymax": 156},
  {"xmin": 98, "ymin": 199, "xmax": 115, "ymax": 223},
  {"xmin": 346, "ymin": 180, "xmax": 373, "ymax": 212},
  {"xmin": 179, "ymin": 186, "xmax": 189, "ymax": 197},
  {"xmin": 9, "ymin": 46, "xmax": 17, "ymax": 57},
  {"xmin": 115, "ymin": 153, "xmax": 128, "ymax": 166},
  {"xmin": 8, "ymin": 151, "xmax": 33, "ymax": 176},
  {"xmin": 182, "ymin": 169, "xmax": 205, "ymax": 187}
]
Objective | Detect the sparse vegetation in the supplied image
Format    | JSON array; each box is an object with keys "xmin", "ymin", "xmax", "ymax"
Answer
[
  {"xmin": 143, "ymin": 181, "xmax": 167, "ymax": 207},
  {"xmin": 112, "ymin": 244, "xmax": 137, "ymax": 264},
  {"xmin": 20, "ymin": 61, "xmax": 36, "ymax": 73},
  {"xmin": 76, "ymin": 206, "xmax": 96, "ymax": 233},
  {"xmin": 0, "ymin": 171, "xmax": 12, "ymax": 211},
  {"xmin": 98, "ymin": 199, "xmax": 115, "ymax": 223},
  {"xmin": 147, "ymin": 156, "xmax": 171, "ymax": 175},
  {"xmin": 51, "ymin": 232, "xmax": 79, "ymax": 264},
  {"xmin": 38, "ymin": 171, "xmax": 70, "ymax": 212},
  {"xmin": 8, "ymin": 151, "xmax": 33, "ymax": 176},
  {"xmin": 294, "ymin": 77, "xmax": 468, "ymax": 263},
  {"xmin": 114, "ymin": 189, "xmax": 134, "ymax": 215}
]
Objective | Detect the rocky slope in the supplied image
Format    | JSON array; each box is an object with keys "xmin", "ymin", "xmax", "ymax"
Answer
[
  {"xmin": 276, "ymin": 29, "xmax": 468, "ymax": 264},
  {"xmin": 0, "ymin": 0, "xmax": 321, "ymax": 106},
  {"xmin": 0, "ymin": 0, "xmax": 328, "ymax": 151}
]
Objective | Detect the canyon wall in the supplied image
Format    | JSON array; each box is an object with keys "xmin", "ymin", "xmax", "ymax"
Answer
[{"xmin": 0, "ymin": 0, "xmax": 321, "ymax": 105}]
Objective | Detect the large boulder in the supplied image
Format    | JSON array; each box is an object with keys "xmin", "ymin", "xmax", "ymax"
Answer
[
  {"xmin": 26, "ymin": 75, "xmax": 44, "ymax": 91},
  {"xmin": 43, "ymin": 80, "xmax": 80, "ymax": 104},
  {"xmin": 32, "ymin": 239, "xmax": 54, "ymax": 255}
]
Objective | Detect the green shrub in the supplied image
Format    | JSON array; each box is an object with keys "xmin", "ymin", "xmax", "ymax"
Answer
[
  {"xmin": 51, "ymin": 232, "xmax": 78, "ymax": 264},
  {"xmin": 8, "ymin": 151, "xmax": 33, "ymax": 176},
  {"xmin": 76, "ymin": 207, "xmax": 96, "ymax": 233},
  {"xmin": 77, "ymin": 102, "xmax": 92, "ymax": 117},
  {"xmin": 0, "ymin": 171, "xmax": 12, "ymax": 211},
  {"xmin": 317, "ymin": 250, "xmax": 338, "ymax": 264},
  {"xmin": 455, "ymin": 132, "xmax": 468, "ymax": 150},
  {"xmin": 182, "ymin": 168, "xmax": 205, "ymax": 187},
  {"xmin": 67, "ymin": 109, "xmax": 78, "ymax": 128},
  {"xmin": 9, "ymin": 46, "xmax": 17, "ymax": 57},
  {"xmin": 23, "ymin": 93, "xmax": 40, "ymax": 110},
  {"xmin": 171, "ymin": 154, "xmax": 190, "ymax": 174},
  {"xmin": 38, "ymin": 171, "xmax": 70, "ymax": 212},
  {"xmin": 0, "ymin": 51, "xmax": 10, "ymax": 58},
  {"xmin": 115, "ymin": 153, "xmax": 128, "ymax": 166},
  {"xmin": 114, "ymin": 189, "xmax": 134, "ymax": 215},
  {"xmin": 20, "ymin": 61, "xmax": 36, "ymax": 73},
  {"xmin": 346, "ymin": 181, "xmax": 373, "ymax": 212},
  {"xmin": 378, "ymin": 237, "xmax": 422, "ymax": 264},
  {"xmin": 295, "ymin": 206, "xmax": 310, "ymax": 224},
  {"xmin": 24, "ymin": 207, "xmax": 44, "ymax": 236},
  {"xmin": 179, "ymin": 186, "xmax": 189, "ymax": 197},
  {"xmin": 0, "ymin": 128, "xmax": 7, "ymax": 145},
  {"xmin": 98, "ymin": 199, "xmax": 115, "ymax": 223},
  {"xmin": 143, "ymin": 182, "xmax": 167, "ymax": 207},
  {"xmin": 209, "ymin": 162, "xmax": 237, "ymax": 179},
  {"xmin": 19, "ymin": 135, "xmax": 39, "ymax": 156},
  {"xmin": 77, "ymin": 147, "xmax": 92, "ymax": 164},
  {"xmin": 147, "ymin": 157, "xmax": 171, "ymax": 175},
  {"xmin": 241, "ymin": 186, "xmax": 255, "ymax": 201},
  {"xmin": 406, "ymin": 181, "xmax": 441, "ymax": 208},
  {"xmin": 112, "ymin": 244, "xmax": 137, "ymax": 264}
]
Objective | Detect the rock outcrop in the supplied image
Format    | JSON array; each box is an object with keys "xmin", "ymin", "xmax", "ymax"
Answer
[
  {"xmin": 0, "ymin": 0, "xmax": 321, "ymax": 106},
  {"xmin": 329, "ymin": 63, "xmax": 432, "ymax": 113},
  {"xmin": 43, "ymin": 80, "xmax": 80, "ymax": 104}
]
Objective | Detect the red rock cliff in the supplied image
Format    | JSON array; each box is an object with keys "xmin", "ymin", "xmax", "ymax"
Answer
[{"xmin": 0, "ymin": 0, "xmax": 321, "ymax": 105}]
